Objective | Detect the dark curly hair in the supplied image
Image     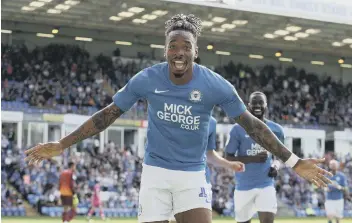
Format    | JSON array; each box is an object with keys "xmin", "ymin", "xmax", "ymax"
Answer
[{"xmin": 165, "ymin": 14, "xmax": 202, "ymax": 40}]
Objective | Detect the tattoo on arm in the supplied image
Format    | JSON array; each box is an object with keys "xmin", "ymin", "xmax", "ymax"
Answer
[
  {"xmin": 59, "ymin": 103, "xmax": 124, "ymax": 149},
  {"xmin": 234, "ymin": 111, "xmax": 292, "ymax": 162},
  {"xmin": 225, "ymin": 154, "xmax": 260, "ymax": 164},
  {"xmin": 92, "ymin": 104, "xmax": 123, "ymax": 131}
]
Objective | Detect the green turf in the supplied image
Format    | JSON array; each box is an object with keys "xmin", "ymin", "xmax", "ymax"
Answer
[{"xmin": 1, "ymin": 217, "xmax": 352, "ymax": 223}]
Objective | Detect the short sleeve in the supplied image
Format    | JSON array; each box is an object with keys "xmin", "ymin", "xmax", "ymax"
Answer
[
  {"xmin": 217, "ymin": 77, "xmax": 246, "ymax": 118},
  {"xmin": 207, "ymin": 119, "xmax": 217, "ymax": 151},
  {"xmin": 276, "ymin": 126, "xmax": 285, "ymax": 144},
  {"xmin": 112, "ymin": 70, "xmax": 146, "ymax": 112},
  {"xmin": 225, "ymin": 127, "xmax": 240, "ymax": 155}
]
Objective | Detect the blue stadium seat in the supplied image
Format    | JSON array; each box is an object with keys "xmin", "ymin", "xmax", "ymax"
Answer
[
  {"xmin": 6, "ymin": 208, "xmax": 13, "ymax": 216},
  {"xmin": 42, "ymin": 206, "xmax": 49, "ymax": 215},
  {"xmin": 49, "ymin": 209, "xmax": 55, "ymax": 217},
  {"xmin": 3, "ymin": 208, "xmax": 7, "ymax": 216},
  {"xmin": 82, "ymin": 207, "xmax": 89, "ymax": 214},
  {"xmin": 20, "ymin": 208, "xmax": 26, "ymax": 216},
  {"xmin": 12, "ymin": 207, "xmax": 19, "ymax": 216},
  {"xmin": 319, "ymin": 209, "xmax": 326, "ymax": 217},
  {"xmin": 222, "ymin": 209, "xmax": 231, "ymax": 216},
  {"xmin": 344, "ymin": 210, "xmax": 352, "ymax": 217}
]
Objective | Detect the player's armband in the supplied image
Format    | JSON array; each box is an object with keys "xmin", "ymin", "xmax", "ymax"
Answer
[{"xmin": 285, "ymin": 153, "xmax": 300, "ymax": 168}]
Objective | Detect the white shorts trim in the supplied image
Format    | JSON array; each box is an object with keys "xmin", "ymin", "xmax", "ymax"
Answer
[
  {"xmin": 138, "ymin": 164, "xmax": 211, "ymax": 223},
  {"xmin": 325, "ymin": 199, "xmax": 344, "ymax": 219},
  {"xmin": 234, "ymin": 186, "xmax": 277, "ymax": 222}
]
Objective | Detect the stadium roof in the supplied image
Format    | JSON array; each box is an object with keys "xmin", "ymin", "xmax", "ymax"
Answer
[{"xmin": 2, "ymin": 0, "xmax": 352, "ymax": 59}]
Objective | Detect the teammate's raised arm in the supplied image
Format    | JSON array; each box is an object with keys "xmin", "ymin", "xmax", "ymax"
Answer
[{"xmin": 206, "ymin": 150, "xmax": 245, "ymax": 172}]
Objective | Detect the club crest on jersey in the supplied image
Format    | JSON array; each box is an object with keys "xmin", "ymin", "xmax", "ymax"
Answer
[{"xmin": 189, "ymin": 89, "xmax": 202, "ymax": 103}]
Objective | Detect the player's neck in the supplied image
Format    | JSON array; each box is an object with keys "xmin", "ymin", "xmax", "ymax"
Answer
[{"xmin": 169, "ymin": 67, "xmax": 193, "ymax": 85}]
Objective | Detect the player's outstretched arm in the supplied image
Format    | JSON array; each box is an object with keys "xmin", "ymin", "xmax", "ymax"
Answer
[
  {"xmin": 233, "ymin": 110, "xmax": 333, "ymax": 187},
  {"xmin": 207, "ymin": 150, "xmax": 245, "ymax": 172},
  {"xmin": 25, "ymin": 103, "xmax": 124, "ymax": 165},
  {"xmin": 59, "ymin": 103, "xmax": 123, "ymax": 148}
]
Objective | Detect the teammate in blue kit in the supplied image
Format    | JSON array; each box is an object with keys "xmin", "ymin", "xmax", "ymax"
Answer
[
  {"xmin": 325, "ymin": 160, "xmax": 348, "ymax": 223},
  {"xmin": 225, "ymin": 92, "xmax": 284, "ymax": 223},
  {"xmin": 25, "ymin": 14, "xmax": 332, "ymax": 223}
]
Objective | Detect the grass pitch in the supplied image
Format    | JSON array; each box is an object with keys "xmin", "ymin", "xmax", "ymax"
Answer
[{"xmin": 2, "ymin": 217, "xmax": 352, "ymax": 223}]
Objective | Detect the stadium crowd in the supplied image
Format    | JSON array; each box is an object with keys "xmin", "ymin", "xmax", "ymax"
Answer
[
  {"xmin": 1, "ymin": 43, "xmax": 352, "ymax": 217},
  {"xmin": 2, "ymin": 132, "xmax": 141, "ymax": 214},
  {"xmin": 2, "ymin": 127, "xmax": 351, "ymax": 216},
  {"xmin": 2, "ymin": 43, "xmax": 352, "ymax": 127}
]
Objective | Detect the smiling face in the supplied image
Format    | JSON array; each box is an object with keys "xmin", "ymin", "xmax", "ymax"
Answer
[
  {"xmin": 165, "ymin": 30, "xmax": 198, "ymax": 80},
  {"xmin": 248, "ymin": 93, "xmax": 267, "ymax": 120}
]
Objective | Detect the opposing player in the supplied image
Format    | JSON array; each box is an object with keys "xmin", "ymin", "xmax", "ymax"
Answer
[
  {"xmin": 225, "ymin": 91, "xmax": 283, "ymax": 223},
  {"xmin": 25, "ymin": 14, "xmax": 332, "ymax": 223},
  {"xmin": 325, "ymin": 160, "xmax": 348, "ymax": 223},
  {"xmin": 87, "ymin": 180, "xmax": 105, "ymax": 222},
  {"xmin": 59, "ymin": 161, "xmax": 77, "ymax": 223},
  {"xmin": 169, "ymin": 116, "xmax": 245, "ymax": 222}
]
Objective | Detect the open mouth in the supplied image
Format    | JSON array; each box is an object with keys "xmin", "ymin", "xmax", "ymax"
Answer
[
  {"xmin": 173, "ymin": 60, "xmax": 186, "ymax": 70},
  {"xmin": 253, "ymin": 108, "xmax": 263, "ymax": 115}
]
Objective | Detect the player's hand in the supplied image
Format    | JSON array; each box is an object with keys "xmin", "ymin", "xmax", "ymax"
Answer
[
  {"xmin": 24, "ymin": 141, "xmax": 65, "ymax": 165},
  {"xmin": 229, "ymin": 161, "xmax": 245, "ymax": 172},
  {"xmin": 254, "ymin": 152, "xmax": 268, "ymax": 163},
  {"xmin": 268, "ymin": 166, "xmax": 278, "ymax": 178},
  {"xmin": 292, "ymin": 158, "xmax": 333, "ymax": 188}
]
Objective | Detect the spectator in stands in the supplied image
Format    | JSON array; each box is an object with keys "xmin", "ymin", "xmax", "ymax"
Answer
[
  {"xmin": 2, "ymin": 43, "xmax": 352, "ymax": 127},
  {"xmin": 1, "ymin": 43, "xmax": 352, "ymax": 218}
]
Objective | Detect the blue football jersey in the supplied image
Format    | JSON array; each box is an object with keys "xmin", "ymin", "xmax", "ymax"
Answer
[
  {"xmin": 205, "ymin": 116, "xmax": 217, "ymax": 183},
  {"xmin": 113, "ymin": 62, "xmax": 246, "ymax": 171},
  {"xmin": 327, "ymin": 171, "xmax": 347, "ymax": 200},
  {"xmin": 225, "ymin": 119, "xmax": 285, "ymax": 190}
]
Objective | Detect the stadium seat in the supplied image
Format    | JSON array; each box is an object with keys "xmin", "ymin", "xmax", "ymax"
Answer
[
  {"xmin": 42, "ymin": 206, "xmax": 49, "ymax": 215},
  {"xmin": 20, "ymin": 208, "xmax": 26, "ymax": 216}
]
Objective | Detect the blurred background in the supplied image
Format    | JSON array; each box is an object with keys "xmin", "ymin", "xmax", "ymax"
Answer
[{"xmin": 1, "ymin": 0, "xmax": 352, "ymax": 222}]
